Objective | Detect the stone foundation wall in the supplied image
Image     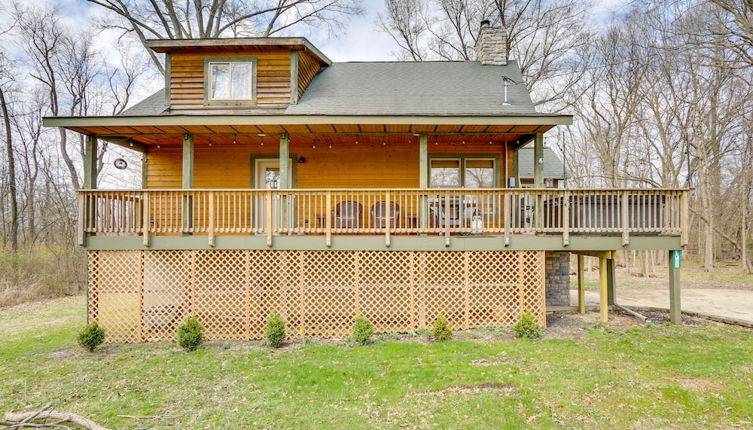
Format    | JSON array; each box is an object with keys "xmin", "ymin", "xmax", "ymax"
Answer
[{"xmin": 545, "ymin": 252, "xmax": 570, "ymax": 307}]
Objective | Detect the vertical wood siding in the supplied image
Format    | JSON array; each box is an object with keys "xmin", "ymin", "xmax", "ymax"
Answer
[{"xmin": 297, "ymin": 51, "xmax": 322, "ymax": 98}]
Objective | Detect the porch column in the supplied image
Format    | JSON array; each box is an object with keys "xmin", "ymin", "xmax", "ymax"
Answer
[
  {"xmin": 419, "ymin": 134, "xmax": 428, "ymax": 235},
  {"xmin": 669, "ymin": 250, "xmax": 682, "ymax": 324},
  {"xmin": 83, "ymin": 135, "xmax": 97, "ymax": 189},
  {"xmin": 182, "ymin": 133, "xmax": 194, "ymax": 234},
  {"xmin": 577, "ymin": 254, "xmax": 585, "ymax": 314},
  {"xmin": 513, "ymin": 146, "xmax": 520, "ymax": 188},
  {"xmin": 533, "ymin": 133, "xmax": 544, "ymax": 188},
  {"xmin": 279, "ymin": 133, "xmax": 290, "ymax": 231},
  {"xmin": 141, "ymin": 153, "xmax": 148, "ymax": 189},
  {"xmin": 534, "ymin": 133, "xmax": 544, "ymax": 229}
]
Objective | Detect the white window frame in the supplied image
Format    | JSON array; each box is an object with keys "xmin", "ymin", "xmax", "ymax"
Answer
[{"xmin": 205, "ymin": 58, "xmax": 256, "ymax": 104}]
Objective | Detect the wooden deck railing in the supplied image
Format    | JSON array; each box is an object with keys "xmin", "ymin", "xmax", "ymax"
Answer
[{"xmin": 78, "ymin": 188, "xmax": 689, "ymax": 247}]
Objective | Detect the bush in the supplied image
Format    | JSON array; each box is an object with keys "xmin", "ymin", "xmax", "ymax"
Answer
[
  {"xmin": 512, "ymin": 311, "xmax": 544, "ymax": 339},
  {"xmin": 78, "ymin": 322, "xmax": 105, "ymax": 352},
  {"xmin": 431, "ymin": 316, "xmax": 452, "ymax": 342},
  {"xmin": 177, "ymin": 317, "xmax": 204, "ymax": 351},
  {"xmin": 265, "ymin": 313, "xmax": 286, "ymax": 348},
  {"xmin": 351, "ymin": 316, "xmax": 374, "ymax": 345}
]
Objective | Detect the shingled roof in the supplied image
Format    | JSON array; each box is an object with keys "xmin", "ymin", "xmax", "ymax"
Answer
[
  {"xmin": 121, "ymin": 60, "xmax": 538, "ymax": 117},
  {"xmin": 517, "ymin": 146, "xmax": 566, "ymax": 179}
]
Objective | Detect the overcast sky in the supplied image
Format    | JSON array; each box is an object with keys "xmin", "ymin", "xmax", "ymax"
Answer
[{"xmin": 41, "ymin": 0, "xmax": 634, "ymax": 63}]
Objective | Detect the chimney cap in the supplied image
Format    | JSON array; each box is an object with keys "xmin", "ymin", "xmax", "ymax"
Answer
[{"xmin": 480, "ymin": 19, "xmax": 490, "ymax": 28}]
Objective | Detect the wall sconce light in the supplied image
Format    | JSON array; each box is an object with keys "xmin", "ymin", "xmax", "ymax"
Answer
[{"xmin": 297, "ymin": 156, "xmax": 306, "ymax": 163}]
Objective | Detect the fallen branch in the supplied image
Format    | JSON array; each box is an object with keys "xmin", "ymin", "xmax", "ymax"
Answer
[
  {"xmin": 2, "ymin": 411, "xmax": 110, "ymax": 430},
  {"xmin": 116, "ymin": 415, "xmax": 176, "ymax": 420}
]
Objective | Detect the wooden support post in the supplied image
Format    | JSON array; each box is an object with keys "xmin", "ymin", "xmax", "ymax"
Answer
[
  {"xmin": 533, "ymin": 133, "xmax": 544, "ymax": 188},
  {"xmin": 141, "ymin": 152, "xmax": 148, "ymax": 189},
  {"xmin": 419, "ymin": 134, "xmax": 428, "ymax": 236},
  {"xmin": 279, "ymin": 133, "xmax": 289, "ymax": 233},
  {"xmin": 577, "ymin": 254, "xmax": 585, "ymax": 314},
  {"xmin": 513, "ymin": 146, "xmax": 520, "ymax": 188},
  {"xmin": 599, "ymin": 256, "xmax": 608, "ymax": 322},
  {"xmin": 325, "ymin": 190, "xmax": 332, "ymax": 247},
  {"xmin": 680, "ymin": 191, "xmax": 689, "ymax": 246},
  {"xmin": 142, "ymin": 192, "xmax": 150, "ymax": 247},
  {"xmin": 533, "ymin": 133, "xmax": 544, "ymax": 231},
  {"xmin": 504, "ymin": 191, "xmax": 511, "ymax": 246},
  {"xmin": 77, "ymin": 194, "xmax": 86, "ymax": 246},
  {"xmin": 208, "ymin": 191, "xmax": 215, "ymax": 247},
  {"xmin": 182, "ymin": 133, "xmax": 194, "ymax": 234},
  {"xmin": 83, "ymin": 136, "xmax": 97, "ymax": 244},
  {"xmin": 562, "ymin": 190, "xmax": 570, "ymax": 246},
  {"xmin": 83, "ymin": 135, "xmax": 97, "ymax": 189},
  {"xmin": 607, "ymin": 250, "xmax": 616, "ymax": 306},
  {"xmin": 385, "ymin": 190, "xmax": 391, "ymax": 247},
  {"xmin": 669, "ymin": 250, "xmax": 682, "ymax": 324},
  {"xmin": 444, "ymin": 192, "xmax": 451, "ymax": 246},
  {"xmin": 266, "ymin": 190, "xmax": 273, "ymax": 247},
  {"xmin": 622, "ymin": 191, "xmax": 629, "ymax": 245}
]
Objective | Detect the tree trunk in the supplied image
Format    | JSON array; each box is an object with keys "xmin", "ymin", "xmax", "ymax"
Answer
[{"xmin": 0, "ymin": 86, "xmax": 18, "ymax": 252}]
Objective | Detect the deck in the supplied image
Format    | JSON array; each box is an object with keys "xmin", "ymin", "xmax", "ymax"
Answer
[{"xmin": 79, "ymin": 188, "xmax": 689, "ymax": 251}]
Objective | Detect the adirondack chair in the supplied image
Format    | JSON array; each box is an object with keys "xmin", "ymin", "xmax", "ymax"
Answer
[
  {"xmin": 333, "ymin": 200, "xmax": 362, "ymax": 229},
  {"xmin": 371, "ymin": 201, "xmax": 400, "ymax": 229}
]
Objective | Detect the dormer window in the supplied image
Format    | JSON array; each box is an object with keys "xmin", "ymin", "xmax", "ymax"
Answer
[{"xmin": 205, "ymin": 58, "xmax": 256, "ymax": 103}]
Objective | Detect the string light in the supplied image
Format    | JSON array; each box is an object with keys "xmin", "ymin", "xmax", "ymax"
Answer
[
  {"xmin": 232, "ymin": 135, "xmax": 237, "ymax": 145},
  {"xmin": 488, "ymin": 140, "xmax": 493, "ymax": 145},
  {"xmin": 328, "ymin": 142, "xmax": 332, "ymax": 149},
  {"xmin": 157, "ymin": 144, "xmax": 161, "ymax": 149},
  {"xmin": 434, "ymin": 137, "xmax": 439, "ymax": 145},
  {"xmin": 382, "ymin": 140, "xmax": 386, "ymax": 146},
  {"xmin": 208, "ymin": 137, "xmax": 212, "ymax": 147},
  {"xmin": 462, "ymin": 139, "xmax": 466, "ymax": 145},
  {"xmin": 355, "ymin": 137, "xmax": 359, "ymax": 145},
  {"xmin": 258, "ymin": 133, "xmax": 265, "ymax": 146}
]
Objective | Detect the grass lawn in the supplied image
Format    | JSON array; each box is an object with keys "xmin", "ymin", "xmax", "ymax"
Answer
[{"xmin": 2, "ymin": 297, "xmax": 753, "ymax": 429}]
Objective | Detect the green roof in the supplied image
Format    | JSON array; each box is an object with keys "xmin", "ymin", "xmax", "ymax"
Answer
[
  {"xmin": 122, "ymin": 60, "xmax": 543, "ymax": 117},
  {"xmin": 517, "ymin": 146, "xmax": 565, "ymax": 179}
]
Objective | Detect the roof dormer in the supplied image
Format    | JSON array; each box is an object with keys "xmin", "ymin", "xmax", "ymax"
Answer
[{"xmin": 148, "ymin": 38, "xmax": 331, "ymax": 113}]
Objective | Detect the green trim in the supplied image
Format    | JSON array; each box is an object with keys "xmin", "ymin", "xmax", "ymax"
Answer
[
  {"xmin": 164, "ymin": 53, "xmax": 171, "ymax": 106},
  {"xmin": 203, "ymin": 57, "xmax": 258, "ymax": 106},
  {"xmin": 44, "ymin": 114, "xmax": 574, "ymax": 128},
  {"xmin": 83, "ymin": 135, "xmax": 97, "ymax": 189},
  {"xmin": 290, "ymin": 51, "xmax": 299, "ymax": 105},
  {"xmin": 182, "ymin": 134, "xmax": 194, "ymax": 188},
  {"xmin": 427, "ymin": 153, "xmax": 501, "ymax": 188},
  {"xmin": 141, "ymin": 152, "xmax": 148, "ymax": 189},
  {"xmin": 533, "ymin": 133, "xmax": 544, "ymax": 188},
  {"xmin": 84, "ymin": 235, "xmax": 683, "ymax": 252},
  {"xmin": 250, "ymin": 154, "xmax": 298, "ymax": 188}
]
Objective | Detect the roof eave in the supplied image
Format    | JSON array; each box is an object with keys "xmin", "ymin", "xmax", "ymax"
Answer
[
  {"xmin": 43, "ymin": 114, "xmax": 574, "ymax": 128},
  {"xmin": 145, "ymin": 37, "xmax": 332, "ymax": 65}
]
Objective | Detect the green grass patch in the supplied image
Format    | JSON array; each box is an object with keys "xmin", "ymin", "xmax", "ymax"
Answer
[{"xmin": 2, "ymin": 297, "xmax": 753, "ymax": 429}]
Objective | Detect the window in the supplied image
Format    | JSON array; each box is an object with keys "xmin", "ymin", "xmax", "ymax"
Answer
[
  {"xmin": 208, "ymin": 61, "xmax": 253, "ymax": 100},
  {"xmin": 464, "ymin": 159, "xmax": 495, "ymax": 188},
  {"xmin": 430, "ymin": 157, "xmax": 496, "ymax": 188},
  {"xmin": 430, "ymin": 159, "xmax": 461, "ymax": 187}
]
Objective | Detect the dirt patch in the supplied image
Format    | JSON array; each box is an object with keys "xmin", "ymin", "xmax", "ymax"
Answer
[
  {"xmin": 415, "ymin": 382, "xmax": 516, "ymax": 397},
  {"xmin": 544, "ymin": 312, "xmax": 643, "ymax": 340},
  {"xmin": 674, "ymin": 377, "xmax": 723, "ymax": 393},
  {"xmin": 638, "ymin": 311, "xmax": 706, "ymax": 326}
]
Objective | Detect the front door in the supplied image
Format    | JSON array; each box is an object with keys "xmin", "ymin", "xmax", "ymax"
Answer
[{"xmin": 254, "ymin": 159, "xmax": 292, "ymax": 230}]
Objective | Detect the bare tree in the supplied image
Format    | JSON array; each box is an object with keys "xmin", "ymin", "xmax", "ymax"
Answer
[
  {"xmin": 379, "ymin": 0, "xmax": 591, "ymax": 108},
  {"xmin": 0, "ymin": 55, "xmax": 18, "ymax": 252},
  {"xmin": 88, "ymin": 0, "xmax": 364, "ymax": 73}
]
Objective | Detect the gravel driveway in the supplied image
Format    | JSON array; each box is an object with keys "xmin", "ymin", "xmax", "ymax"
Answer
[{"xmin": 570, "ymin": 288, "xmax": 753, "ymax": 324}]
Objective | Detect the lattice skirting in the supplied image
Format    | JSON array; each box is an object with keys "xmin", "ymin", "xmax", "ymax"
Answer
[{"xmin": 87, "ymin": 250, "xmax": 545, "ymax": 343}]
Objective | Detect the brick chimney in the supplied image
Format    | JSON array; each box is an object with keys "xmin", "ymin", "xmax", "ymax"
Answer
[{"xmin": 475, "ymin": 20, "xmax": 507, "ymax": 65}]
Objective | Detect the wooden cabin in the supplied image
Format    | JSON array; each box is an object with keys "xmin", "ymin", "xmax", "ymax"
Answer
[{"xmin": 44, "ymin": 24, "xmax": 688, "ymax": 343}]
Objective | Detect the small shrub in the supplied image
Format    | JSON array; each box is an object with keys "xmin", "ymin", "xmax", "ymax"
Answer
[
  {"xmin": 78, "ymin": 322, "xmax": 105, "ymax": 352},
  {"xmin": 351, "ymin": 316, "xmax": 374, "ymax": 345},
  {"xmin": 265, "ymin": 313, "xmax": 286, "ymax": 348},
  {"xmin": 177, "ymin": 317, "xmax": 204, "ymax": 352},
  {"xmin": 431, "ymin": 316, "xmax": 452, "ymax": 342},
  {"xmin": 512, "ymin": 311, "xmax": 544, "ymax": 339}
]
